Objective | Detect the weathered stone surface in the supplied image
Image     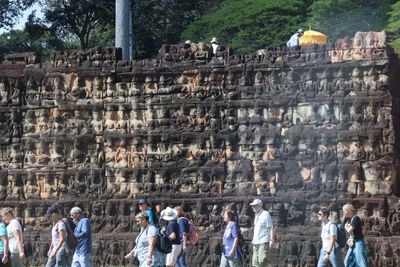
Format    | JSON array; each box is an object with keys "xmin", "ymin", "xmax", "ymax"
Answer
[{"xmin": 0, "ymin": 31, "xmax": 399, "ymax": 266}]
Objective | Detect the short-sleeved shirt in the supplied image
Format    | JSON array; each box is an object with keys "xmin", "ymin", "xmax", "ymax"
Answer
[
  {"xmin": 7, "ymin": 219, "xmax": 23, "ymax": 254},
  {"xmin": 166, "ymin": 220, "xmax": 181, "ymax": 245},
  {"xmin": 344, "ymin": 215, "xmax": 364, "ymax": 240},
  {"xmin": 252, "ymin": 209, "xmax": 273, "ymax": 245},
  {"xmin": 223, "ymin": 221, "xmax": 242, "ymax": 260},
  {"xmin": 135, "ymin": 225, "xmax": 164, "ymax": 266},
  {"xmin": 52, "ymin": 220, "xmax": 66, "ymax": 248},
  {"xmin": 177, "ymin": 217, "xmax": 189, "ymax": 240},
  {"xmin": 0, "ymin": 222, "xmax": 7, "ymax": 253},
  {"xmin": 321, "ymin": 221, "xmax": 338, "ymax": 250}
]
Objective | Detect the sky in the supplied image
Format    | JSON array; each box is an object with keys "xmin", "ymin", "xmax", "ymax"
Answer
[{"xmin": 0, "ymin": 3, "xmax": 44, "ymax": 34}]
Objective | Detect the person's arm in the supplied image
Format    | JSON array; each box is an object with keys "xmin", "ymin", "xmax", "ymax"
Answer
[
  {"xmin": 51, "ymin": 225, "xmax": 66, "ymax": 259},
  {"xmin": 178, "ymin": 219, "xmax": 188, "ymax": 251},
  {"xmin": 229, "ymin": 223, "xmax": 239, "ymax": 257},
  {"xmin": 12, "ymin": 229, "xmax": 25, "ymax": 259},
  {"xmin": 323, "ymin": 224, "xmax": 336, "ymax": 262},
  {"xmin": 74, "ymin": 219, "xmax": 90, "ymax": 238},
  {"xmin": 124, "ymin": 247, "xmax": 135, "ymax": 259},
  {"xmin": 269, "ymin": 226, "xmax": 274, "ymax": 247},
  {"xmin": 345, "ymin": 217, "xmax": 355, "ymax": 234},
  {"xmin": 147, "ymin": 235, "xmax": 157, "ymax": 265},
  {"xmin": 0, "ymin": 235, "xmax": 8, "ymax": 263},
  {"xmin": 167, "ymin": 222, "xmax": 177, "ymax": 240}
]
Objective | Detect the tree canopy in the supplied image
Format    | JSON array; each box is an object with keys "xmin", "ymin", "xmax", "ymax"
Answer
[
  {"xmin": 1, "ymin": 0, "xmax": 400, "ymax": 60},
  {"xmin": 181, "ymin": 0, "xmax": 310, "ymax": 54},
  {"xmin": 0, "ymin": 0, "xmax": 34, "ymax": 28},
  {"xmin": 386, "ymin": 1, "xmax": 400, "ymax": 52}
]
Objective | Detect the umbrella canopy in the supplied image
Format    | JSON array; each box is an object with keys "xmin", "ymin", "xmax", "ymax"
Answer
[{"xmin": 299, "ymin": 29, "xmax": 328, "ymax": 46}]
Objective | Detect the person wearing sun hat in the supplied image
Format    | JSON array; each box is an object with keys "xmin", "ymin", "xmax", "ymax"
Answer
[
  {"xmin": 209, "ymin": 37, "xmax": 220, "ymax": 57},
  {"xmin": 249, "ymin": 199, "xmax": 274, "ymax": 267},
  {"xmin": 287, "ymin": 28, "xmax": 304, "ymax": 47},
  {"xmin": 160, "ymin": 207, "xmax": 181, "ymax": 267}
]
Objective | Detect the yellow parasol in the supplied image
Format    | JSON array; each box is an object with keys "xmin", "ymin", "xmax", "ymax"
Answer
[{"xmin": 299, "ymin": 28, "xmax": 328, "ymax": 46}]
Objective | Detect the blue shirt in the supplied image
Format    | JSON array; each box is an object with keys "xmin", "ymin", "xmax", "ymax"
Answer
[
  {"xmin": 223, "ymin": 221, "xmax": 241, "ymax": 260},
  {"xmin": 145, "ymin": 209, "xmax": 155, "ymax": 225},
  {"xmin": 74, "ymin": 217, "xmax": 92, "ymax": 255},
  {"xmin": 166, "ymin": 220, "xmax": 181, "ymax": 245},
  {"xmin": 135, "ymin": 225, "xmax": 164, "ymax": 266},
  {"xmin": 177, "ymin": 217, "xmax": 189, "ymax": 241},
  {"xmin": 0, "ymin": 222, "xmax": 6, "ymax": 253}
]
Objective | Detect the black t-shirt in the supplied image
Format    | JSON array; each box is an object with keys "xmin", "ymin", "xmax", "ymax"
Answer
[{"xmin": 344, "ymin": 215, "xmax": 364, "ymax": 240}]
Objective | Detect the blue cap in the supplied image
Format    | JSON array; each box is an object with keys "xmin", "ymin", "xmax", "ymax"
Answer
[{"xmin": 45, "ymin": 207, "xmax": 59, "ymax": 217}]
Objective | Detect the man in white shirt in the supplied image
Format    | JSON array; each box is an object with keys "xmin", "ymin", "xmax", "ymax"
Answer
[
  {"xmin": 0, "ymin": 208, "xmax": 25, "ymax": 267},
  {"xmin": 287, "ymin": 29, "xmax": 304, "ymax": 47},
  {"xmin": 250, "ymin": 199, "xmax": 274, "ymax": 267}
]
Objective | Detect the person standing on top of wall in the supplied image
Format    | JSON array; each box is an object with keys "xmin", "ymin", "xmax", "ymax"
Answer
[
  {"xmin": 287, "ymin": 29, "xmax": 304, "ymax": 47},
  {"xmin": 208, "ymin": 37, "xmax": 220, "ymax": 58}
]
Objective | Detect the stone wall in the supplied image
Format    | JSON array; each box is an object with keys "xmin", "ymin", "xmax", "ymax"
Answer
[{"xmin": 0, "ymin": 31, "xmax": 399, "ymax": 266}]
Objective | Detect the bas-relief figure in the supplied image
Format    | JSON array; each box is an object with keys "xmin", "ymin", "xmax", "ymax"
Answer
[{"xmin": 0, "ymin": 32, "xmax": 398, "ymax": 266}]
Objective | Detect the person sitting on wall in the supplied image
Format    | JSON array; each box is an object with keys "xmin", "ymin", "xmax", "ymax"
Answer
[{"xmin": 287, "ymin": 29, "xmax": 304, "ymax": 47}]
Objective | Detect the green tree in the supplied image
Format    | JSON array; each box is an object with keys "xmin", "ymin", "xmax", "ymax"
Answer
[
  {"xmin": 42, "ymin": 0, "xmax": 115, "ymax": 49},
  {"xmin": 308, "ymin": 0, "xmax": 396, "ymax": 41},
  {"xmin": 386, "ymin": 1, "xmax": 400, "ymax": 53},
  {"xmin": 0, "ymin": 0, "xmax": 35, "ymax": 28},
  {"xmin": 181, "ymin": 0, "xmax": 310, "ymax": 54},
  {"xmin": 133, "ymin": 0, "xmax": 224, "ymax": 58}
]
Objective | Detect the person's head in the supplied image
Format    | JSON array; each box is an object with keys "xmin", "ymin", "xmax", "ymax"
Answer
[
  {"xmin": 249, "ymin": 199, "xmax": 263, "ymax": 213},
  {"xmin": 0, "ymin": 207, "xmax": 14, "ymax": 224},
  {"xmin": 210, "ymin": 37, "xmax": 219, "ymax": 45},
  {"xmin": 138, "ymin": 197, "xmax": 149, "ymax": 212},
  {"xmin": 45, "ymin": 206, "xmax": 61, "ymax": 223},
  {"xmin": 160, "ymin": 207, "xmax": 178, "ymax": 222},
  {"xmin": 297, "ymin": 29, "xmax": 304, "ymax": 37},
  {"xmin": 135, "ymin": 212, "xmax": 150, "ymax": 227},
  {"xmin": 70, "ymin": 206, "xmax": 83, "ymax": 222},
  {"xmin": 224, "ymin": 210, "xmax": 235, "ymax": 223},
  {"xmin": 342, "ymin": 203, "xmax": 355, "ymax": 218},
  {"xmin": 318, "ymin": 208, "xmax": 330, "ymax": 223},
  {"xmin": 174, "ymin": 206, "xmax": 184, "ymax": 218}
]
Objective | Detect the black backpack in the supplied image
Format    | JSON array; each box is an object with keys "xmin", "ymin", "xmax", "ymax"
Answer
[
  {"xmin": 333, "ymin": 223, "xmax": 347, "ymax": 248},
  {"xmin": 156, "ymin": 230, "xmax": 172, "ymax": 254}
]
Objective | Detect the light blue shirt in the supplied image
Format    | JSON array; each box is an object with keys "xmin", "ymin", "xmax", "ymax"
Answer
[
  {"xmin": 135, "ymin": 225, "xmax": 164, "ymax": 266},
  {"xmin": 252, "ymin": 209, "xmax": 273, "ymax": 245},
  {"xmin": 0, "ymin": 222, "xmax": 6, "ymax": 253},
  {"xmin": 287, "ymin": 33, "xmax": 300, "ymax": 47},
  {"xmin": 74, "ymin": 217, "xmax": 92, "ymax": 255}
]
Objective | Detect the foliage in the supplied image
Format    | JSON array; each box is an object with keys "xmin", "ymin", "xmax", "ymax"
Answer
[
  {"xmin": 133, "ymin": 0, "xmax": 224, "ymax": 59},
  {"xmin": 386, "ymin": 1, "xmax": 400, "ymax": 53},
  {"xmin": 0, "ymin": 0, "xmax": 35, "ymax": 28},
  {"xmin": 42, "ymin": 0, "xmax": 115, "ymax": 49},
  {"xmin": 308, "ymin": 0, "xmax": 396, "ymax": 41},
  {"xmin": 181, "ymin": 0, "xmax": 310, "ymax": 54}
]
